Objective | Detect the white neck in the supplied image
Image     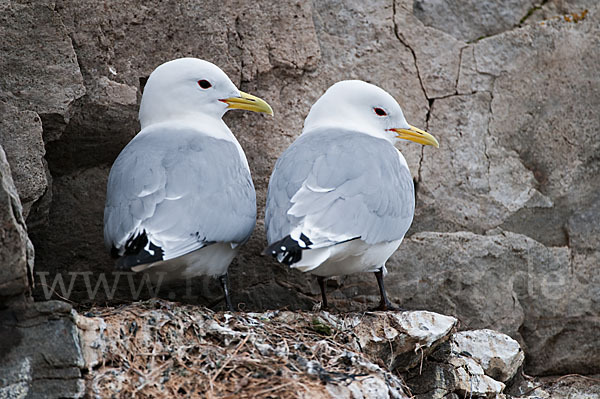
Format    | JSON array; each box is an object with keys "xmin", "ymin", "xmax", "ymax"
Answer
[
  {"xmin": 139, "ymin": 113, "xmax": 233, "ymax": 141},
  {"xmin": 139, "ymin": 103, "xmax": 227, "ymax": 128},
  {"xmin": 302, "ymin": 120, "xmax": 396, "ymax": 145}
]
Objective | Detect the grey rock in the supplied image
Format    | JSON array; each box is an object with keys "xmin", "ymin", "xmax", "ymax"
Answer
[
  {"xmin": 509, "ymin": 373, "xmax": 600, "ymax": 399},
  {"xmin": 352, "ymin": 311, "xmax": 457, "ymax": 371},
  {"xmin": 479, "ymin": 15, "xmax": 600, "ymax": 200},
  {"xmin": 439, "ymin": 5, "xmax": 600, "ymax": 245},
  {"xmin": 0, "ymin": 0, "xmax": 84, "ymax": 230},
  {"xmin": 44, "ymin": 0, "xmax": 320, "ymax": 175},
  {"xmin": 417, "ymin": 92, "xmax": 506, "ymax": 232},
  {"xmin": 405, "ymin": 340, "xmax": 507, "ymax": 399},
  {"xmin": 375, "ymin": 231, "xmax": 534, "ymax": 335},
  {"xmin": 0, "ymin": 101, "xmax": 47, "ymax": 218},
  {"xmin": 521, "ymin": 313, "xmax": 600, "ymax": 376},
  {"xmin": 417, "ymin": 78, "xmax": 555, "ymax": 234},
  {"xmin": 479, "ymin": 12, "xmax": 600, "ymax": 250},
  {"xmin": 75, "ymin": 312, "xmax": 107, "ymax": 371},
  {"xmin": 93, "ymin": 76, "xmax": 137, "ymax": 107},
  {"xmin": 29, "ymin": 166, "xmax": 149, "ymax": 305},
  {"xmin": 413, "ymin": 0, "xmax": 536, "ymax": 42},
  {"xmin": 448, "ymin": 356, "xmax": 505, "ymax": 397},
  {"xmin": 395, "ymin": 0, "xmax": 466, "ymax": 98},
  {"xmin": 456, "ymin": 46, "xmax": 495, "ymax": 94},
  {"xmin": 453, "ymin": 329, "xmax": 524, "ymax": 382},
  {"xmin": 567, "ymin": 193, "xmax": 600, "ymax": 251},
  {"xmin": 43, "ymin": 98, "xmax": 140, "ymax": 176},
  {"xmin": 377, "ymin": 230, "xmax": 599, "ymax": 376},
  {"xmin": 0, "ymin": 301, "xmax": 86, "ymax": 399},
  {"xmin": 0, "ymin": 0, "xmax": 85, "ymax": 139},
  {"xmin": 0, "ymin": 357, "xmax": 31, "ymax": 399},
  {"xmin": 0, "ymin": 144, "xmax": 32, "ymax": 304},
  {"xmin": 393, "ymin": 10, "xmax": 599, "ymax": 375}
]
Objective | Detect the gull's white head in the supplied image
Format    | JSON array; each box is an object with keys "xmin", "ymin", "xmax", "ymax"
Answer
[
  {"xmin": 303, "ymin": 80, "xmax": 438, "ymax": 147},
  {"xmin": 139, "ymin": 58, "xmax": 273, "ymax": 128}
]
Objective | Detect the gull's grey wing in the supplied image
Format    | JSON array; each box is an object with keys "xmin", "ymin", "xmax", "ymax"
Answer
[
  {"xmin": 265, "ymin": 129, "xmax": 414, "ymax": 248},
  {"xmin": 104, "ymin": 127, "xmax": 256, "ymax": 262}
]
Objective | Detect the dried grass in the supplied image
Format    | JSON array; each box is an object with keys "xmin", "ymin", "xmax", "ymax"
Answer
[{"xmin": 86, "ymin": 299, "xmax": 404, "ymax": 398}]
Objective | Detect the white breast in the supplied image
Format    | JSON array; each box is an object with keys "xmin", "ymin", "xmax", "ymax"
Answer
[{"xmin": 290, "ymin": 238, "xmax": 403, "ymax": 277}]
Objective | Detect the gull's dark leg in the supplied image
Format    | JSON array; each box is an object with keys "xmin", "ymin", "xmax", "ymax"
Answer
[
  {"xmin": 219, "ymin": 273, "xmax": 234, "ymax": 312},
  {"xmin": 317, "ymin": 276, "xmax": 328, "ymax": 309},
  {"xmin": 370, "ymin": 266, "xmax": 400, "ymax": 311}
]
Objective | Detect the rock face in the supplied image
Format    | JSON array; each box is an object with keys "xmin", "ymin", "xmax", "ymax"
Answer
[
  {"xmin": 369, "ymin": 230, "xmax": 598, "ymax": 376},
  {"xmin": 0, "ymin": 145, "xmax": 33, "ymax": 304},
  {"xmin": 0, "ymin": 101, "xmax": 47, "ymax": 218},
  {"xmin": 0, "ymin": 301, "xmax": 87, "ymax": 399},
  {"xmin": 0, "ymin": 0, "xmax": 598, "ymax": 379},
  {"xmin": 0, "ymin": 0, "xmax": 85, "ymax": 138},
  {"xmin": 509, "ymin": 373, "xmax": 600, "ymax": 399},
  {"xmin": 412, "ymin": 0, "xmax": 537, "ymax": 42}
]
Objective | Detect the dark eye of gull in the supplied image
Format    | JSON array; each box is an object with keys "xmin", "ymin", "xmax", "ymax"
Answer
[
  {"xmin": 374, "ymin": 107, "xmax": 387, "ymax": 116},
  {"xmin": 198, "ymin": 79, "xmax": 212, "ymax": 89}
]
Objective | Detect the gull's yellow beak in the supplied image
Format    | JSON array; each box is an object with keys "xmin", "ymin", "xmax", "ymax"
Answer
[
  {"xmin": 220, "ymin": 91, "xmax": 274, "ymax": 115},
  {"xmin": 390, "ymin": 125, "xmax": 439, "ymax": 148}
]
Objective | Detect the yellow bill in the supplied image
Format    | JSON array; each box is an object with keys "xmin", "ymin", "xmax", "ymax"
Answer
[
  {"xmin": 391, "ymin": 125, "xmax": 439, "ymax": 148},
  {"xmin": 221, "ymin": 91, "xmax": 274, "ymax": 115}
]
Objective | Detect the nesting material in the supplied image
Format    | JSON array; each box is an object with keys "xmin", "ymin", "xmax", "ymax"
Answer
[{"xmin": 84, "ymin": 299, "xmax": 415, "ymax": 398}]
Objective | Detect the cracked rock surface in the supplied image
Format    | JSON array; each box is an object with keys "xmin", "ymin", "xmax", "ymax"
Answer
[
  {"xmin": 0, "ymin": 0, "xmax": 598, "ymax": 383},
  {"xmin": 0, "ymin": 144, "xmax": 33, "ymax": 304}
]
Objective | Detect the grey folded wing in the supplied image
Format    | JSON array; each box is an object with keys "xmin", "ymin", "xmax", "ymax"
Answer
[
  {"xmin": 104, "ymin": 128, "xmax": 256, "ymax": 261},
  {"xmin": 265, "ymin": 129, "xmax": 414, "ymax": 248}
]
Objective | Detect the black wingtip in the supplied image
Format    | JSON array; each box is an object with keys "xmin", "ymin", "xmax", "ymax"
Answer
[
  {"xmin": 114, "ymin": 231, "xmax": 164, "ymax": 270},
  {"xmin": 264, "ymin": 234, "xmax": 312, "ymax": 266}
]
